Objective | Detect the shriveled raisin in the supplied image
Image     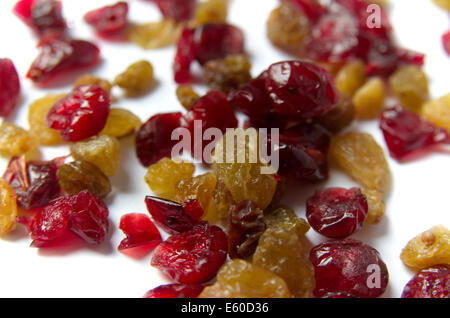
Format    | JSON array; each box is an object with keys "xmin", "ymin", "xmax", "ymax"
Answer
[
  {"xmin": 421, "ymin": 93, "xmax": 450, "ymax": 133},
  {"xmin": 127, "ymin": 20, "xmax": 181, "ymax": 49},
  {"xmin": 352, "ymin": 78, "xmax": 385, "ymax": 119},
  {"xmin": 144, "ymin": 284, "xmax": 204, "ymax": 298},
  {"xmin": 100, "ymin": 108, "xmax": 142, "ymax": 138},
  {"xmin": 316, "ymin": 93, "xmax": 354, "ymax": 134},
  {"xmin": 361, "ymin": 188, "xmax": 386, "ymax": 224},
  {"xmin": 195, "ymin": 0, "xmax": 228, "ymax": 24},
  {"xmin": 0, "ymin": 179, "xmax": 18, "ymax": 235},
  {"xmin": 175, "ymin": 172, "xmax": 217, "ymax": 212},
  {"xmin": 335, "ymin": 59, "xmax": 366, "ymax": 96},
  {"xmin": 264, "ymin": 205, "xmax": 310, "ymax": 238},
  {"xmin": 0, "ymin": 123, "xmax": 36, "ymax": 156},
  {"xmin": 176, "ymin": 85, "xmax": 200, "ymax": 110},
  {"xmin": 203, "ymin": 179, "xmax": 235, "ymax": 226},
  {"xmin": 115, "ymin": 60, "xmax": 155, "ymax": 95},
  {"xmin": 402, "ymin": 265, "xmax": 450, "ymax": 298},
  {"xmin": 74, "ymin": 75, "xmax": 112, "ymax": 93}
]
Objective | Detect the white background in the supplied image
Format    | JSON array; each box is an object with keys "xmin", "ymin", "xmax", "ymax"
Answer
[{"xmin": 0, "ymin": 0, "xmax": 449, "ymax": 298}]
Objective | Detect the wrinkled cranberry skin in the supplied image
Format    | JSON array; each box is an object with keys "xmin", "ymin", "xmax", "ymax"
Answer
[
  {"xmin": 84, "ymin": 2, "xmax": 129, "ymax": 35},
  {"xmin": 306, "ymin": 187, "xmax": 368, "ymax": 239},
  {"xmin": 46, "ymin": 85, "xmax": 111, "ymax": 142},
  {"xmin": 173, "ymin": 28, "xmax": 196, "ymax": 84},
  {"xmin": 402, "ymin": 265, "xmax": 450, "ymax": 298},
  {"xmin": 145, "ymin": 196, "xmax": 196, "ymax": 235},
  {"xmin": 118, "ymin": 213, "xmax": 162, "ymax": 251},
  {"xmin": 265, "ymin": 61, "xmax": 339, "ymax": 119},
  {"xmin": 136, "ymin": 112, "xmax": 183, "ymax": 167},
  {"xmin": 310, "ymin": 239, "xmax": 389, "ymax": 298},
  {"xmin": 151, "ymin": 222, "xmax": 228, "ymax": 284},
  {"xmin": 443, "ymin": 31, "xmax": 450, "ymax": 57},
  {"xmin": 182, "ymin": 199, "xmax": 204, "ymax": 222},
  {"xmin": 153, "ymin": 0, "xmax": 197, "ymax": 22},
  {"xmin": 143, "ymin": 283, "xmax": 204, "ymax": 298},
  {"xmin": 27, "ymin": 39, "xmax": 101, "ymax": 84},
  {"xmin": 0, "ymin": 59, "xmax": 21, "ymax": 118},
  {"xmin": 379, "ymin": 105, "xmax": 450, "ymax": 161}
]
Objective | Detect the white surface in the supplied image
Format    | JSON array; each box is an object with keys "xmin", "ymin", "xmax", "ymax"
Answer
[{"xmin": 0, "ymin": 0, "xmax": 449, "ymax": 298}]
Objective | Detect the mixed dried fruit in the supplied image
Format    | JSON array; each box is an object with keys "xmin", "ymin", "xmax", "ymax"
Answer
[
  {"xmin": 0, "ymin": 123, "xmax": 36, "ymax": 156},
  {"xmin": 401, "ymin": 265, "xmax": 449, "ymax": 298},
  {"xmin": 84, "ymin": 2, "xmax": 129, "ymax": 35}
]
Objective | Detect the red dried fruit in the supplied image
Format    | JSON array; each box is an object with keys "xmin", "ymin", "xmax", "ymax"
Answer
[
  {"xmin": 151, "ymin": 222, "xmax": 227, "ymax": 284},
  {"xmin": 118, "ymin": 213, "xmax": 162, "ymax": 251},
  {"xmin": 136, "ymin": 112, "xmax": 182, "ymax": 167},
  {"xmin": 26, "ymin": 39, "xmax": 101, "ymax": 84},
  {"xmin": 145, "ymin": 196, "xmax": 197, "ymax": 234},
  {"xmin": 0, "ymin": 59, "xmax": 21, "ymax": 118},
  {"xmin": 3, "ymin": 156, "xmax": 61, "ymax": 210},
  {"xmin": 442, "ymin": 31, "xmax": 450, "ymax": 57},
  {"xmin": 310, "ymin": 239, "xmax": 389, "ymax": 298},
  {"xmin": 143, "ymin": 283, "xmax": 204, "ymax": 298},
  {"xmin": 152, "ymin": 0, "xmax": 197, "ymax": 22},
  {"xmin": 379, "ymin": 105, "xmax": 450, "ymax": 161},
  {"xmin": 306, "ymin": 187, "xmax": 368, "ymax": 239},
  {"xmin": 401, "ymin": 265, "xmax": 450, "ymax": 298},
  {"xmin": 265, "ymin": 61, "xmax": 339, "ymax": 119},
  {"xmin": 84, "ymin": 2, "xmax": 129, "ymax": 35},
  {"xmin": 182, "ymin": 199, "xmax": 204, "ymax": 222}
]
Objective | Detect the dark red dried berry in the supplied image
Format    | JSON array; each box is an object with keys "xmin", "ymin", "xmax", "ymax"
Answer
[
  {"xmin": 143, "ymin": 283, "xmax": 204, "ymax": 298},
  {"xmin": 182, "ymin": 199, "xmax": 204, "ymax": 222},
  {"xmin": 379, "ymin": 105, "xmax": 450, "ymax": 161},
  {"xmin": 118, "ymin": 213, "xmax": 162, "ymax": 251},
  {"xmin": 26, "ymin": 39, "xmax": 101, "ymax": 84},
  {"xmin": 84, "ymin": 2, "xmax": 129, "ymax": 35},
  {"xmin": 306, "ymin": 187, "xmax": 368, "ymax": 239},
  {"xmin": 401, "ymin": 265, "xmax": 450, "ymax": 298},
  {"xmin": 152, "ymin": 0, "xmax": 197, "ymax": 22},
  {"xmin": 0, "ymin": 59, "xmax": 21, "ymax": 118},
  {"xmin": 310, "ymin": 239, "xmax": 389, "ymax": 298},
  {"xmin": 136, "ymin": 112, "xmax": 182, "ymax": 167},
  {"xmin": 46, "ymin": 85, "xmax": 111, "ymax": 142},
  {"xmin": 151, "ymin": 222, "xmax": 228, "ymax": 284},
  {"xmin": 443, "ymin": 31, "xmax": 450, "ymax": 57}
]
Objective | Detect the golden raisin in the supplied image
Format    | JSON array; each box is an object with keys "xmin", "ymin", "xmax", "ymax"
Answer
[
  {"xmin": 352, "ymin": 77, "xmax": 385, "ymax": 119},
  {"xmin": 176, "ymin": 85, "xmax": 200, "ymax": 110},
  {"xmin": 127, "ymin": 20, "xmax": 181, "ymax": 49},
  {"xmin": 199, "ymin": 259, "xmax": 291, "ymax": 298},
  {"xmin": 74, "ymin": 75, "xmax": 113, "ymax": 93},
  {"xmin": 175, "ymin": 172, "xmax": 217, "ymax": 212},
  {"xmin": 0, "ymin": 179, "xmax": 18, "ymax": 235},
  {"xmin": 0, "ymin": 122, "xmax": 36, "ymax": 156},
  {"xmin": 203, "ymin": 179, "xmax": 235, "ymax": 225},
  {"xmin": 433, "ymin": 0, "xmax": 450, "ymax": 10},
  {"xmin": 195, "ymin": 0, "xmax": 228, "ymax": 24},
  {"xmin": 421, "ymin": 93, "xmax": 450, "ymax": 132},
  {"xmin": 317, "ymin": 93, "xmax": 355, "ymax": 134},
  {"xmin": 335, "ymin": 60, "xmax": 366, "ymax": 96},
  {"xmin": 401, "ymin": 225, "xmax": 450, "ymax": 269},
  {"xmin": 114, "ymin": 60, "xmax": 155, "ymax": 94},
  {"xmin": 361, "ymin": 188, "xmax": 386, "ymax": 224},
  {"xmin": 264, "ymin": 205, "xmax": 310, "ymax": 237},
  {"xmin": 100, "ymin": 108, "xmax": 142, "ymax": 138}
]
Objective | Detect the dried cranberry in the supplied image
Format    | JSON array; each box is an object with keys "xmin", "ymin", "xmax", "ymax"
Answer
[
  {"xmin": 321, "ymin": 292, "xmax": 357, "ymax": 298},
  {"xmin": 265, "ymin": 61, "xmax": 339, "ymax": 119},
  {"xmin": 182, "ymin": 199, "xmax": 204, "ymax": 222},
  {"xmin": 152, "ymin": 0, "xmax": 197, "ymax": 22},
  {"xmin": 0, "ymin": 59, "xmax": 21, "ymax": 118},
  {"xmin": 118, "ymin": 213, "xmax": 162, "ymax": 251},
  {"xmin": 306, "ymin": 187, "xmax": 368, "ymax": 239},
  {"xmin": 27, "ymin": 39, "xmax": 101, "ymax": 84},
  {"xmin": 151, "ymin": 222, "xmax": 228, "ymax": 284},
  {"xmin": 310, "ymin": 239, "xmax": 389, "ymax": 298},
  {"xmin": 136, "ymin": 112, "xmax": 182, "ymax": 167},
  {"xmin": 84, "ymin": 2, "xmax": 129, "ymax": 35},
  {"xmin": 143, "ymin": 283, "xmax": 204, "ymax": 298},
  {"xmin": 145, "ymin": 196, "xmax": 196, "ymax": 234},
  {"xmin": 402, "ymin": 265, "xmax": 450, "ymax": 298},
  {"xmin": 46, "ymin": 85, "xmax": 110, "ymax": 142},
  {"xmin": 3, "ymin": 156, "xmax": 61, "ymax": 210},
  {"xmin": 379, "ymin": 105, "xmax": 450, "ymax": 161},
  {"xmin": 442, "ymin": 31, "xmax": 450, "ymax": 57}
]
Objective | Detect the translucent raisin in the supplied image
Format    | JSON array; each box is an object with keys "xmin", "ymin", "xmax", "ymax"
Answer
[
  {"xmin": 0, "ymin": 179, "xmax": 18, "ymax": 235},
  {"xmin": 100, "ymin": 108, "xmax": 142, "ymax": 138},
  {"xmin": 352, "ymin": 78, "xmax": 386, "ymax": 119},
  {"xmin": 74, "ymin": 74, "xmax": 112, "ymax": 93},
  {"xmin": 114, "ymin": 60, "xmax": 155, "ymax": 94},
  {"xmin": 264, "ymin": 205, "xmax": 310, "ymax": 238},
  {"xmin": 316, "ymin": 93, "xmax": 355, "ymax": 134},
  {"xmin": 421, "ymin": 93, "xmax": 450, "ymax": 133},
  {"xmin": 195, "ymin": 0, "xmax": 228, "ymax": 24},
  {"xmin": 335, "ymin": 59, "xmax": 366, "ymax": 96},
  {"xmin": 199, "ymin": 259, "xmax": 291, "ymax": 298},
  {"xmin": 176, "ymin": 85, "xmax": 200, "ymax": 110},
  {"xmin": 70, "ymin": 135, "xmax": 120, "ymax": 177},
  {"xmin": 127, "ymin": 20, "xmax": 181, "ymax": 49},
  {"xmin": 0, "ymin": 123, "xmax": 36, "ymax": 156},
  {"xmin": 203, "ymin": 179, "xmax": 235, "ymax": 226},
  {"xmin": 175, "ymin": 172, "xmax": 217, "ymax": 213},
  {"xmin": 401, "ymin": 225, "xmax": 450, "ymax": 270},
  {"xmin": 361, "ymin": 188, "xmax": 386, "ymax": 224}
]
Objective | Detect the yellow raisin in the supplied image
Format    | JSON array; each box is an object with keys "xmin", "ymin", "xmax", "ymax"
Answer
[
  {"xmin": 114, "ymin": 60, "xmax": 155, "ymax": 94},
  {"xmin": 421, "ymin": 93, "xmax": 450, "ymax": 132},
  {"xmin": 352, "ymin": 77, "xmax": 385, "ymax": 119},
  {"xmin": 335, "ymin": 60, "xmax": 366, "ymax": 96},
  {"xmin": 195, "ymin": 0, "xmax": 228, "ymax": 24},
  {"xmin": 203, "ymin": 179, "xmax": 235, "ymax": 226},
  {"xmin": 433, "ymin": 0, "xmax": 450, "ymax": 10},
  {"xmin": 74, "ymin": 75, "xmax": 113, "ymax": 93},
  {"xmin": 361, "ymin": 188, "xmax": 386, "ymax": 224},
  {"xmin": 175, "ymin": 172, "xmax": 217, "ymax": 212},
  {"xmin": 176, "ymin": 85, "xmax": 200, "ymax": 110},
  {"xmin": 100, "ymin": 108, "xmax": 142, "ymax": 138},
  {"xmin": 0, "ymin": 122, "xmax": 36, "ymax": 156},
  {"xmin": 127, "ymin": 20, "xmax": 181, "ymax": 49},
  {"xmin": 0, "ymin": 179, "xmax": 18, "ymax": 235},
  {"xmin": 264, "ymin": 205, "xmax": 310, "ymax": 237}
]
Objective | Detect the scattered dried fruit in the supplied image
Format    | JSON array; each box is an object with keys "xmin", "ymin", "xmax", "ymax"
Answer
[
  {"xmin": 0, "ymin": 58, "xmax": 21, "ymax": 118},
  {"xmin": 264, "ymin": 205, "xmax": 310, "ymax": 237},
  {"xmin": 144, "ymin": 284, "xmax": 204, "ymax": 298},
  {"xmin": 202, "ymin": 179, "xmax": 235, "ymax": 226},
  {"xmin": 0, "ymin": 179, "xmax": 18, "ymax": 235},
  {"xmin": 421, "ymin": 93, "xmax": 450, "ymax": 133},
  {"xmin": 195, "ymin": 0, "xmax": 227, "ymax": 24},
  {"xmin": 74, "ymin": 75, "xmax": 112, "ymax": 93},
  {"xmin": 335, "ymin": 59, "xmax": 366, "ymax": 96},
  {"xmin": 401, "ymin": 265, "xmax": 450, "ymax": 298},
  {"xmin": 100, "ymin": 108, "xmax": 141, "ymax": 138},
  {"xmin": 0, "ymin": 123, "xmax": 36, "ymax": 156},
  {"xmin": 84, "ymin": 2, "xmax": 128, "ymax": 35},
  {"xmin": 118, "ymin": 213, "xmax": 162, "ymax": 251},
  {"xmin": 128, "ymin": 20, "xmax": 181, "ymax": 49},
  {"xmin": 175, "ymin": 172, "xmax": 217, "ymax": 213},
  {"xmin": 352, "ymin": 77, "xmax": 385, "ymax": 119},
  {"xmin": 115, "ymin": 60, "xmax": 155, "ymax": 94}
]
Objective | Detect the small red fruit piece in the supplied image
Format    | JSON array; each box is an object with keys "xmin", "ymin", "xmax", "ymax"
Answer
[
  {"xmin": 310, "ymin": 238, "xmax": 389, "ymax": 298},
  {"xmin": 306, "ymin": 187, "xmax": 368, "ymax": 239},
  {"xmin": 442, "ymin": 31, "xmax": 450, "ymax": 57},
  {"xmin": 182, "ymin": 199, "xmax": 204, "ymax": 222},
  {"xmin": 151, "ymin": 222, "xmax": 228, "ymax": 284},
  {"xmin": 0, "ymin": 59, "xmax": 21, "ymax": 118},
  {"xmin": 401, "ymin": 265, "xmax": 450, "ymax": 298},
  {"xmin": 153, "ymin": 0, "xmax": 197, "ymax": 22},
  {"xmin": 136, "ymin": 112, "xmax": 183, "ymax": 167},
  {"xmin": 84, "ymin": 2, "xmax": 129, "ymax": 35},
  {"xmin": 46, "ymin": 85, "xmax": 111, "ymax": 142},
  {"xmin": 118, "ymin": 213, "xmax": 162, "ymax": 251},
  {"xmin": 143, "ymin": 283, "xmax": 204, "ymax": 298},
  {"xmin": 379, "ymin": 105, "xmax": 450, "ymax": 161}
]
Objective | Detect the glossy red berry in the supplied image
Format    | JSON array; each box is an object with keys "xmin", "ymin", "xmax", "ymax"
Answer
[
  {"xmin": 152, "ymin": 0, "xmax": 197, "ymax": 22},
  {"xmin": 118, "ymin": 213, "xmax": 162, "ymax": 251},
  {"xmin": 182, "ymin": 199, "xmax": 204, "ymax": 222},
  {"xmin": 143, "ymin": 283, "xmax": 204, "ymax": 298},
  {"xmin": 401, "ymin": 265, "xmax": 449, "ymax": 298},
  {"xmin": 0, "ymin": 59, "xmax": 21, "ymax": 118},
  {"xmin": 84, "ymin": 2, "xmax": 129, "ymax": 35}
]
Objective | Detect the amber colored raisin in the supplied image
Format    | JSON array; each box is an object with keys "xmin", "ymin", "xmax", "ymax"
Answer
[
  {"xmin": 361, "ymin": 188, "xmax": 386, "ymax": 224},
  {"xmin": 70, "ymin": 135, "xmax": 120, "ymax": 177},
  {"xmin": 74, "ymin": 74, "xmax": 112, "ymax": 93},
  {"xmin": 0, "ymin": 179, "xmax": 18, "ymax": 235},
  {"xmin": 58, "ymin": 161, "xmax": 111, "ymax": 198},
  {"xmin": 352, "ymin": 78, "xmax": 386, "ymax": 119},
  {"xmin": 421, "ymin": 93, "xmax": 450, "ymax": 132},
  {"xmin": 145, "ymin": 157, "xmax": 195, "ymax": 200},
  {"xmin": 253, "ymin": 226, "xmax": 315, "ymax": 298},
  {"xmin": 28, "ymin": 94, "xmax": 65, "ymax": 146},
  {"xmin": 100, "ymin": 108, "xmax": 142, "ymax": 138},
  {"xmin": 195, "ymin": 0, "xmax": 227, "ymax": 24},
  {"xmin": 329, "ymin": 133, "xmax": 392, "ymax": 194},
  {"xmin": 401, "ymin": 225, "xmax": 450, "ymax": 270},
  {"xmin": 0, "ymin": 122, "xmax": 36, "ymax": 156},
  {"xmin": 203, "ymin": 179, "xmax": 235, "ymax": 226},
  {"xmin": 316, "ymin": 93, "xmax": 355, "ymax": 134},
  {"xmin": 175, "ymin": 172, "xmax": 217, "ymax": 213},
  {"xmin": 203, "ymin": 54, "xmax": 252, "ymax": 94},
  {"xmin": 433, "ymin": 0, "xmax": 450, "ymax": 11},
  {"xmin": 199, "ymin": 259, "xmax": 291, "ymax": 298},
  {"xmin": 127, "ymin": 20, "xmax": 181, "ymax": 49},
  {"xmin": 389, "ymin": 65, "xmax": 429, "ymax": 113},
  {"xmin": 264, "ymin": 205, "xmax": 310, "ymax": 238},
  {"xmin": 335, "ymin": 60, "xmax": 366, "ymax": 96},
  {"xmin": 176, "ymin": 85, "xmax": 200, "ymax": 110},
  {"xmin": 114, "ymin": 60, "xmax": 155, "ymax": 94}
]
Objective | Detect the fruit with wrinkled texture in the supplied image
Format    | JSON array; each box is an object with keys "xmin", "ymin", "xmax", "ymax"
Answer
[
  {"xmin": 195, "ymin": 0, "xmax": 227, "ymax": 24},
  {"xmin": 352, "ymin": 78, "xmax": 385, "ymax": 119},
  {"xmin": 203, "ymin": 179, "xmax": 235, "ymax": 226},
  {"xmin": 264, "ymin": 205, "xmax": 310, "ymax": 237},
  {"xmin": 176, "ymin": 85, "xmax": 199, "ymax": 110},
  {"xmin": 74, "ymin": 75, "xmax": 112, "ymax": 93},
  {"xmin": 144, "ymin": 284, "xmax": 204, "ymax": 298},
  {"xmin": 100, "ymin": 108, "xmax": 141, "ymax": 138},
  {"xmin": 329, "ymin": 132, "xmax": 391, "ymax": 194},
  {"xmin": 0, "ymin": 59, "xmax": 21, "ymax": 118},
  {"xmin": 361, "ymin": 188, "xmax": 385, "ymax": 224},
  {"xmin": 71, "ymin": 135, "xmax": 120, "ymax": 177},
  {"xmin": 433, "ymin": 0, "xmax": 450, "ymax": 10},
  {"xmin": 401, "ymin": 225, "xmax": 450, "ymax": 270},
  {"xmin": 175, "ymin": 173, "xmax": 217, "ymax": 213},
  {"xmin": 316, "ymin": 93, "xmax": 354, "ymax": 133},
  {"xmin": 0, "ymin": 179, "xmax": 18, "ymax": 235},
  {"xmin": 84, "ymin": 2, "xmax": 128, "ymax": 35},
  {"xmin": 153, "ymin": 0, "xmax": 197, "ymax": 22},
  {"xmin": 115, "ymin": 60, "xmax": 154, "ymax": 94},
  {"xmin": 0, "ymin": 123, "xmax": 36, "ymax": 156},
  {"xmin": 118, "ymin": 213, "xmax": 162, "ymax": 251},
  {"xmin": 199, "ymin": 259, "xmax": 291, "ymax": 298},
  {"xmin": 401, "ymin": 265, "xmax": 450, "ymax": 298},
  {"xmin": 421, "ymin": 93, "xmax": 450, "ymax": 133},
  {"xmin": 335, "ymin": 60, "xmax": 366, "ymax": 96},
  {"xmin": 127, "ymin": 20, "xmax": 181, "ymax": 49}
]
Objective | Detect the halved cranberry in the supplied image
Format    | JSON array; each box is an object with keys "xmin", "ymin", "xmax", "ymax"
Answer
[
  {"xmin": 118, "ymin": 213, "xmax": 162, "ymax": 251},
  {"xmin": 442, "ymin": 31, "xmax": 450, "ymax": 56},
  {"xmin": 182, "ymin": 199, "xmax": 204, "ymax": 222},
  {"xmin": 46, "ymin": 85, "xmax": 111, "ymax": 142},
  {"xmin": 0, "ymin": 59, "xmax": 21, "ymax": 118},
  {"xmin": 136, "ymin": 112, "xmax": 183, "ymax": 167},
  {"xmin": 306, "ymin": 187, "xmax": 368, "ymax": 239},
  {"xmin": 152, "ymin": 0, "xmax": 197, "ymax": 22},
  {"xmin": 379, "ymin": 105, "xmax": 450, "ymax": 161},
  {"xmin": 402, "ymin": 265, "xmax": 449, "ymax": 298},
  {"xmin": 26, "ymin": 39, "xmax": 101, "ymax": 84},
  {"xmin": 143, "ymin": 283, "xmax": 204, "ymax": 298},
  {"xmin": 84, "ymin": 2, "xmax": 129, "ymax": 35},
  {"xmin": 151, "ymin": 222, "xmax": 228, "ymax": 284}
]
